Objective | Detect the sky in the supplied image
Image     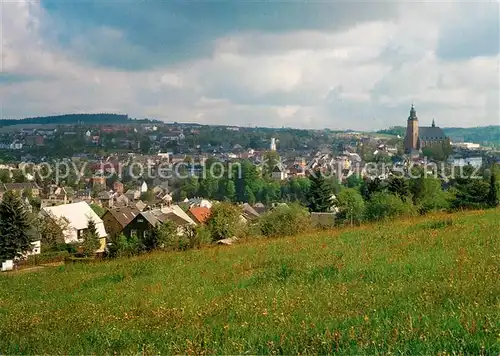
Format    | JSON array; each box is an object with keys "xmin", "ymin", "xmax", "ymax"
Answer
[{"xmin": 1, "ymin": 1, "xmax": 499, "ymax": 130}]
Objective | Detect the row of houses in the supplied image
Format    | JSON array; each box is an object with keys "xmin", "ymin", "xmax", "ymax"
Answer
[{"xmin": 2, "ymin": 198, "xmax": 267, "ymax": 270}]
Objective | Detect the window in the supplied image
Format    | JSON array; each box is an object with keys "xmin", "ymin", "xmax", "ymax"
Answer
[{"xmin": 131, "ymin": 229, "xmax": 138, "ymax": 238}]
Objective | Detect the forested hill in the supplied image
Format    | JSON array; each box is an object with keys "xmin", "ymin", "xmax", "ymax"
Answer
[
  {"xmin": 0, "ymin": 113, "xmax": 161, "ymax": 126},
  {"xmin": 443, "ymin": 126, "xmax": 500, "ymax": 146}
]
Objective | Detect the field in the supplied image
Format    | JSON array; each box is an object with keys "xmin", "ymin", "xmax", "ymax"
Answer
[{"xmin": 1, "ymin": 209, "xmax": 499, "ymax": 354}]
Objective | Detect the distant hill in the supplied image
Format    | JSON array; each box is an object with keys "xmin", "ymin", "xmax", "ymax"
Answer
[
  {"xmin": 0, "ymin": 113, "xmax": 161, "ymax": 126},
  {"xmin": 377, "ymin": 125, "xmax": 500, "ymax": 146},
  {"xmin": 443, "ymin": 126, "xmax": 500, "ymax": 146}
]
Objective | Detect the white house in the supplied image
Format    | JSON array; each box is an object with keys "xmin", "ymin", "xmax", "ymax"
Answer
[{"xmin": 41, "ymin": 202, "xmax": 107, "ymax": 252}]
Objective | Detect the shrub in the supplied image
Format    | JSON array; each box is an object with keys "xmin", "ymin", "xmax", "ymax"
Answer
[
  {"xmin": 108, "ymin": 233, "xmax": 140, "ymax": 258},
  {"xmin": 206, "ymin": 202, "xmax": 243, "ymax": 241},
  {"xmin": 65, "ymin": 256, "xmax": 95, "ymax": 264},
  {"xmin": 259, "ymin": 204, "xmax": 311, "ymax": 238},
  {"xmin": 365, "ymin": 192, "xmax": 416, "ymax": 221},
  {"xmin": 335, "ymin": 188, "xmax": 365, "ymax": 226},
  {"xmin": 26, "ymin": 251, "xmax": 69, "ymax": 266}
]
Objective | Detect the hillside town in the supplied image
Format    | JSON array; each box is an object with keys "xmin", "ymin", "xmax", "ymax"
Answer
[{"xmin": 0, "ymin": 105, "xmax": 499, "ymax": 272}]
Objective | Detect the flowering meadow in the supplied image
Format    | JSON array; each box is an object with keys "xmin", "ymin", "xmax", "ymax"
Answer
[{"xmin": 1, "ymin": 209, "xmax": 499, "ymax": 354}]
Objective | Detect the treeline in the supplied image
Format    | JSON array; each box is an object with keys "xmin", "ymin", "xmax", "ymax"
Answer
[
  {"xmin": 173, "ymin": 157, "xmax": 315, "ymax": 204},
  {"xmin": 443, "ymin": 126, "xmax": 500, "ymax": 146},
  {"xmin": 0, "ymin": 114, "xmax": 160, "ymax": 127}
]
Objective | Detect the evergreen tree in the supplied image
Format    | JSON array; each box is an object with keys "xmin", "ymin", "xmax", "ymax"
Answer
[
  {"xmin": 487, "ymin": 167, "xmax": 498, "ymax": 207},
  {"xmin": 225, "ymin": 180, "xmax": 236, "ymax": 202},
  {"xmin": 0, "ymin": 192, "xmax": 32, "ymax": 261},
  {"xmin": 388, "ymin": 176, "xmax": 410, "ymax": 200},
  {"xmin": 306, "ymin": 170, "xmax": 334, "ymax": 212},
  {"xmin": 81, "ymin": 217, "xmax": 100, "ymax": 257}
]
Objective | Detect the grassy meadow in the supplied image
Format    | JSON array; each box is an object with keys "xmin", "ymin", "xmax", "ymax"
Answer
[{"xmin": 1, "ymin": 209, "xmax": 499, "ymax": 354}]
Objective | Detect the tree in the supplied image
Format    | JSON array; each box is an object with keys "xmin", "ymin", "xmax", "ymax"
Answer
[
  {"xmin": 364, "ymin": 192, "xmax": 415, "ymax": 221},
  {"xmin": 37, "ymin": 213, "xmax": 69, "ymax": 251},
  {"xmin": 0, "ymin": 169, "xmax": 12, "ymax": 183},
  {"xmin": 0, "ymin": 192, "xmax": 32, "ymax": 261},
  {"xmin": 306, "ymin": 171, "xmax": 334, "ymax": 212},
  {"xmin": 140, "ymin": 190, "xmax": 155, "ymax": 203},
  {"xmin": 12, "ymin": 169, "xmax": 26, "ymax": 183},
  {"xmin": 388, "ymin": 176, "xmax": 410, "ymax": 200},
  {"xmin": 335, "ymin": 188, "xmax": 365, "ymax": 226},
  {"xmin": 487, "ymin": 166, "xmax": 499, "ymax": 207},
  {"xmin": 452, "ymin": 179, "xmax": 490, "ymax": 209},
  {"xmin": 206, "ymin": 202, "xmax": 242, "ymax": 241},
  {"xmin": 414, "ymin": 176, "xmax": 452, "ymax": 213},
  {"xmin": 108, "ymin": 233, "xmax": 140, "ymax": 258},
  {"xmin": 81, "ymin": 218, "xmax": 100, "ymax": 257},
  {"xmin": 243, "ymin": 185, "xmax": 256, "ymax": 205},
  {"xmin": 346, "ymin": 174, "xmax": 363, "ymax": 189},
  {"xmin": 259, "ymin": 204, "xmax": 310, "ymax": 237},
  {"xmin": 90, "ymin": 203, "xmax": 106, "ymax": 217},
  {"xmin": 141, "ymin": 220, "xmax": 178, "ymax": 251}
]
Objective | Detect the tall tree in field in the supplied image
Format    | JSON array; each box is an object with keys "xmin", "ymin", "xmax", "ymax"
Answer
[
  {"xmin": 306, "ymin": 170, "xmax": 334, "ymax": 212},
  {"xmin": 0, "ymin": 192, "xmax": 32, "ymax": 261}
]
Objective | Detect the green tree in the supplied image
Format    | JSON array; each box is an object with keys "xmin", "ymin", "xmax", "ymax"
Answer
[
  {"xmin": 206, "ymin": 202, "xmax": 242, "ymax": 241},
  {"xmin": 244, "ymin": 185, "xmax": 256, "ymax": 205},
  {"xmin": 388, "ymin": 176, "xmax": 410, "ymax": 200},
  {"xmin": 365, "ymin": 192, "xmax": 415, "ymax": 221},
  {"xmin": 109, "ymin": 233, "xmax": 140, "ymax": 258},
  {"xmin": 89, "ymin": 203, "xmax": 106, "ymax": 217},
  {"xmin": 306, "ymin": 171, "xmax": 334, "ymax": 212},
  {"xmin": 0, "ymin": 192, "xmax": 32, "ymax": 261},
  {"xmin": 335, "ymin": 188, "xmax": 365, "ymax": 226},
  {"xmin": 81, "ymin": 218, "xmax": 100, "ymax": 257},
  {"xmin": 0, "ymin": 169, "xmax": 12, "ymax": 183},
  {"xmin": 453, "ymin": 179, "xmax": 490, "ymax": 209},
  {"xmin": 259, "ymin": 204, "xmax": 310, "ymax": 237},
  {"xmin": 37, "ymin": 213, "xmax": 69, "ymax": 251},
  {"xmin": 183, "ymin": 177, "xmax": 199, "ymax": 198},
  {"xmin": 12, "ymin": 169, "xmax": 26, "ymax": 183},
  {"xmin": 142, "ymin": 220, "xmax": 178, "ymax": 251},
  {"xmin": 140, "ymin": 190, "xmax": 155, "ymax": 203},
  {"xmin": 413, "ymin": 176, "xmax": 452, "ymax": 213},
  {"xmin": 487, "ymin": 166, "xmax": 499, "ymax": 207},
  {"xmin": 346, "ymin": 174, "xmax": 363, "ymax": 188},
  {"xmin": 198, "ymin": 170, "xmax": 218, "ymax": 199}
]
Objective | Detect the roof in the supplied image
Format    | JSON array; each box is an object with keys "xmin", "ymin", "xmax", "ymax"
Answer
[
  {"xmin": 106, "ymin": 207, "xmax": 140, "ymax": 228},
  {"xmin": 42, "ymin": 201, "xmax": 107, "ymax": 238},
  {"xmin": 242, "ymin": 203, "xmax": 260, "ymax": 219},
  {"xmin": 140, "ymin": 211, "xmax": 162, "ymax": 227},
  {"xmin": 188, "ymin": 206, "xmax": 211, "ymax": 224},
  {"xmin": 162, "ymin": 205, "xmax": 197, "ymax": 225},
  {"xmin": 98, "ymin": 191, "xmax": 112, "ymax": 200},
  {"xmin": 419, "ymin": 126, "xmax": 446, "ymax": 140},
  {"xmin": 163, "ymin": 212, "xmax": 192, "ymax": 226}
]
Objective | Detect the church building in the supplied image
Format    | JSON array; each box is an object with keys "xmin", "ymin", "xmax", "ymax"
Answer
[{"xmin": 403, "ymin": 104, "xmax": 448, "ymax": 153}]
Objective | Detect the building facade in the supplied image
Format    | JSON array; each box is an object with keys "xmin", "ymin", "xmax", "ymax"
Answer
[{"xmin": 403, "ymin": 104, "xmax": 448, "ymax": 153}]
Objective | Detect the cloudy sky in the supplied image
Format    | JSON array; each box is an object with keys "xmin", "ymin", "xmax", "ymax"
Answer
[{"xmin": 1, "ymin": 1, "xmax": 499, "ymax": 130}]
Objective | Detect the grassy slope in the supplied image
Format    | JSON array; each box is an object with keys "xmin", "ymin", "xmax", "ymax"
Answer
[{"xmin": 1, "ymin": 210, "xmax": 499, "ymax": 354}]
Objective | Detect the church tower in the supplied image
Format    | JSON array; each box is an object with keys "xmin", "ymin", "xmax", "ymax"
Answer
[{"xmin": 403, "ymin": 103, "xmax": 419, "ymax": 153}]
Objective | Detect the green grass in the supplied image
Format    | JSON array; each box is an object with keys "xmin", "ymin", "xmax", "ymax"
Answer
[{"xmin": 1, "ymin": 209, "xmax": 499, "ymax": 354}]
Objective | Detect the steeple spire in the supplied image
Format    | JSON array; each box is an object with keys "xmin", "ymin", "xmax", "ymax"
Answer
[
  {"xmin": 409, "ymin": 102, "xmax": 417, "ymax": 120},
  {"xmin": 432, "ymin": 118, "xmax": 435, "ymax": 127}
]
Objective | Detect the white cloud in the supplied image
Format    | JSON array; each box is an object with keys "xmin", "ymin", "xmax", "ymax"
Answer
[{"xmin": 1, "ymin": 1, "xmax": 498, "ymax": 130}]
